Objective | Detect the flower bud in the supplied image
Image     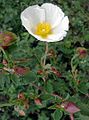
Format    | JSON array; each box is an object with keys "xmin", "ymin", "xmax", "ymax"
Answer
[
  {"xmin": 14, "ymin": 66, "xmax": 29, "ymax": 75},
  {"xmin": 18, "ymin": 92, "xmax": 25, "ymax": 100},
  {"xmin": 76, "ymin": 47, "xmax": 87, "ymax": 58},
  {"xmin": 37, "ymin": 70, "xmax": 43, "ymax": 75},
  {"xmin": 24, "ymin": 99, "xmax": 29, "ymax": 109},
  {"xmin": 51, "ymin": 67, "xmax": 62, "ymax": 77},
  {"xmin": 34, "ymin": 98, "xmax": 42, "ymax": 105},
  {"xmin": 0, "ymin": 31, "xmax": 17, "ymax": 49},
  {"xmin": 48, "ymin": 49, "xmax": 56, "ymax": 58},
  {"xmin": 19, "ymin": 110, "xmax": 26, "ymax": 116},
  {"xmin": 14, "ymin": 106, "xmax": 25, "ymax": 116}
]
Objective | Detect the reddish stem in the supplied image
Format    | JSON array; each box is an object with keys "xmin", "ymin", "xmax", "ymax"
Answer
[{"xmin": 70, "ymin": 114, "xmax": 74, "ymax": 120}]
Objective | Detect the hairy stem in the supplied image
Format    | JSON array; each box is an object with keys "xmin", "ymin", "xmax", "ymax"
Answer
[
  {"xmin": 43, "ymin": 42, "xmax": 48, "ymax": 66},
  {"xmin": 70, "ymin": 114, "xmax": 74, "ymax": 120},
  {"xmin": 41, "ymin": 42, "xmax": 48, "ymax": 66},
  {"xmin": 0, "ymin": 47, "xmax": 8, "ymax": 61}
]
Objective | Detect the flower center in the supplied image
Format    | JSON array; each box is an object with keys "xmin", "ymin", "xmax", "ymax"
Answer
[{"xmin": 35, "ymin": 22, "xmax": 52, "ymax": 38}]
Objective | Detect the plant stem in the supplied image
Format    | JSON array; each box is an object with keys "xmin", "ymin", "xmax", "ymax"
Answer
[
  {"xmin": 71, "ymin": 54, "xmax": 79, "ymax": 91},
  {"xmin": 0, "ymin": 103, "xmax": 15, "ymax": 108},
  {"xmin": 71, "ymin": 54, "xmax": 78, "ymax": 73},
  {"xmin": 43, "ymin": 42, "xmax": 48, "ymax": 66},
  {"xmin": 0, "ymin": 47, "xmax": 8, "ymax": 61},
  {"xmin": 70, "ymin": 114, "xmax": 74, "ymax": 120},
  {"xmin": 40, "ymin": 42, "xmax": 49, "ymax": 82}
]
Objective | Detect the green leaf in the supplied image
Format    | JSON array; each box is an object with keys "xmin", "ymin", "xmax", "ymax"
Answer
[
  {"xmin": 38, "ymin": 112, "xmax": 49, "ymax": 120},
  {"xmin": 52, "ymin": 110, "xmax": 63, "ymax": 120},
  {"xmin": 78, "ymin": 82, "xmax": 88, "ymax": 94},
  {"xmin": 48, "ymin": 104, "xmax": 57, "ymax": 110},
  {"xmin": 22, "ymin": 71, "xmax": 37, "ymax": 84},
  {"xmin": 45, "ymin": 80, "xmax": 53, "ymax": 94},
  {"xmin": 0, "ymin": 103, "xmax": 14, "ymax": 108},
  {"xmin": 0, "ymin": 63, "xmax": 4, "ymax": 68},
  {"xmin": 77, "ymin": 113, "xmax": 89, "ymax": 120}
]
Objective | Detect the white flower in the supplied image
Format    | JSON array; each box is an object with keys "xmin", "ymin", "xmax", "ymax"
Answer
[{"xmin": 21, "ymin": 3, "xmax": 69, "ymax": 42}]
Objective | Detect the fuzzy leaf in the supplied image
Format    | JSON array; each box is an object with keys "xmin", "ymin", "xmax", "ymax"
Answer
[{"xmin": 52, "ymin": 109, "xmax": 63, "ymax": 120}]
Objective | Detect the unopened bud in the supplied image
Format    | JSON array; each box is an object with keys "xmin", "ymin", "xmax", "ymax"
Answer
[{"xmin": 76, "ymin": 47, "xmax": 87, "ymax": 58}]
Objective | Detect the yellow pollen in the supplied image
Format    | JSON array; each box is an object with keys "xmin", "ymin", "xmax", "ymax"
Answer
[{"xmin": 35, "ymin": 22, "xmax": 52, "ymax": 38}]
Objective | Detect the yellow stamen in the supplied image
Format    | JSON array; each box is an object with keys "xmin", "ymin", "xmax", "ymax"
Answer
[{"xmin": 35, "ymin": 22, "xmax": 52, "ymax": 38}]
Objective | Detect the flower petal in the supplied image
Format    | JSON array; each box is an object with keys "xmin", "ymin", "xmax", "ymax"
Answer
[
  {"xmin": 41, "ymin": 3, "xmax": 64, "ymax": 28},
  {"xmin": 47, "ymin": 31, "xmax": 67, "ymax": 42},
  {"xmin": 21, "ymin": 5, "xmax": 45, "ymax": 32},
  {"xmin": 28, "ymin": 31, "xmax": 67, "ymax": 43},
  {"xmin": 61, "ymin": 16, "xmax": 69, "ymax": 31},
  {"xmin": 53, "ymin": 16, "xmax": 69, "ymax": 34}
]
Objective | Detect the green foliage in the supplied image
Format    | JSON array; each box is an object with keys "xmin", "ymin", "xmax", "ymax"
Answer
[
  {"xmin": 52, "ymin": 110, "xmax": 63, "ymax": 120},
  {"xmin": 0, "ymin": 0, "xmax": 89, "ymax": 120}
]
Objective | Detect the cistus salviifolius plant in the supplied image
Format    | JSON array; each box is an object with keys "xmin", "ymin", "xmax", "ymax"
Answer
[{"xmin": 0, "ymin": 1, "xmax": 89, "ymax": 120}]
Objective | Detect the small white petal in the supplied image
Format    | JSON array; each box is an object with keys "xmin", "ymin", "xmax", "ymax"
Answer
[
  {"xmin": 61, "ymin": 16, "xmax": 69, "ymax": 31},
  {"xmin": 47, "ymin": 31, "xmax": 67, "ymax": 42},
  {"xmin": 21, "ymin": 5, "xmax": 45, "ymax": 31},
  {"xmin": 53, "ymin": 16, "xmax": 69, "ymax": 34},
  {"xmin": 41, "ymin": 3, "xmax": 64, "ymax": 28}
]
